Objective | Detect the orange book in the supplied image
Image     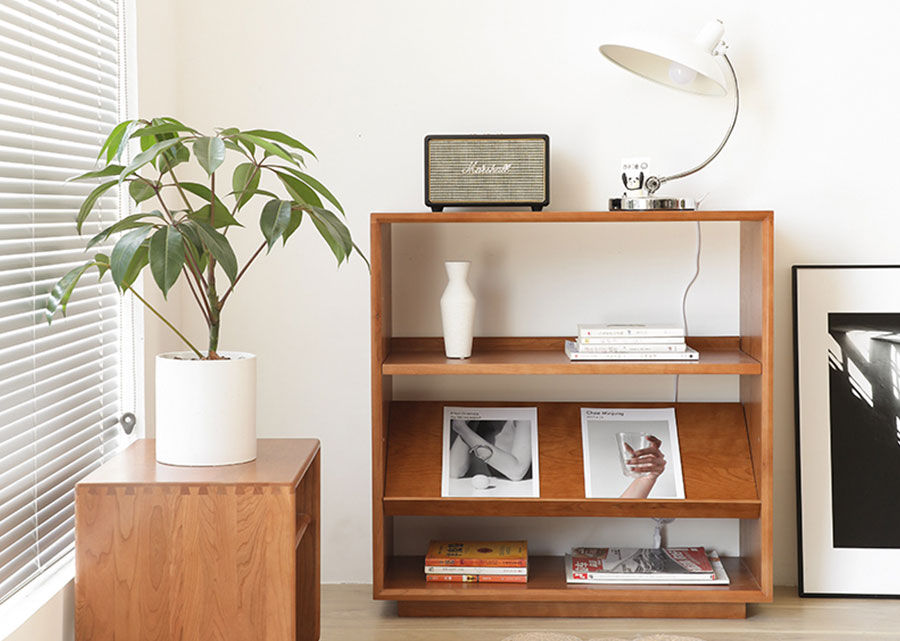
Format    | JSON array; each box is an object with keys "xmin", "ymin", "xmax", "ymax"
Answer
[
  {"xmin": 425, "ymin": 540, "xmax": 528, "ymax": 567},
  {"xmin": 425, "ymin": 574, "xmax": 528, "ymax": 583}
]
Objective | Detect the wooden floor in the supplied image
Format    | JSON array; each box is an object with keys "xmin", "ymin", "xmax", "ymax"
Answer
[{"xmin": 321, "ymin": 585, "xmax": 900, "ymax": 640}]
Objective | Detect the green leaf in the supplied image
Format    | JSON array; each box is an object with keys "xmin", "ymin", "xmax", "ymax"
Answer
[
  {"xmin": 351, "ymin": 241, "xmax": 370, "ymax": 270},
  {"xmin": 191, "ymin": 220, "xmax": 238, "ymax": 283},
  {"xmin": 180, "ymin": 182, "xmax": 228, "ymax": 216},
  {"xmin": 282, "ymin": 209, "xmax": 302, "ymax": 243},
  {"xmin": 274, "ymin": 170, "xmax": 322, "ymax": 207},
  {"xmin": 190, "ymin": 205, "xmax": 242, "ymax": 228},
  {"xmin": 119, "ymin": 138, "xmax": 183, "ymax": 184},
  {"xmin": 110, "ymin": 226, "xmax": 155, "ymax": 288},
  {"xmin": 306, "ymin": 206, "xmax": 353, "ymax": 264},
  {"xmin": 120, "ymin": 244, "xmax": 149, "ymax": 291},
  {"xmin": 94, "ymin": 253, "xmax": 111, "ymax": 280},
  {"xmin": 193, "ymin": 137, "xmax": 226, "ymax": 175},
  {"xmin": 242, "ymin": 129, "xmax": 317, "ymax": 159},
  {"xmin": 128, "ymin": 179, "xmax": 156, "ymax": 204},
  {"xmin": 98, "ymin": 120, "xmax": 134, "ymax": 163},
  {"xmin": 86, "ymin": 213, "xmax": 160, "ymax": 249},
  {"xmin": 149, "ymin": 226, "xmax": 185, "ymax": 298},
  {"xmin": 232, "ymin": 163, "xmax": 261, "ymax": 210},
  {"xmin": 76, "ymin": 180, "xmax": 118, "ymax": 234},
  {"xmin": 259, "ymin": 200, "xmax": 292, "ymax": 251},
  {"xmin": 278, "ymin": 166, "xmax": 343, "ymax": 214},
  {"xmin": 157, "ymin": 141, "xmax": 190, "ymax": 172},
  {"xmin": 130, "ymin": 122, "xmax": 195, "ymax": 139},
  {"xmin": 70, "ymin": 165, "xmax": 125, "ymax": 182},
  {"xmin": 234, "ymin": 134, "xmax": 295, "ymax": 164},
  {"xmin": 45, "ymin": 261, "xmax": 93, "ymax": 321}
]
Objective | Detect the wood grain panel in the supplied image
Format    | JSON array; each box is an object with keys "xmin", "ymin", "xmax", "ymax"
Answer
[
  {"xmin": 383, "ymin": 401, "xmax": 758, "ymax": 518},
  {"xmin": 75, "ymin": 439, "xmax": 320, "ymax": 641},
  {"xmin": 384, "ymin": 336, "xmax": 761, "ymax": 376},
  {"xmin": 739, "ymin": 215, "xmax": 774, "ymax": 599},
  {"xmin": 78, "ymin": 439, "xmax": 319, "ymax": 487},
  {"xmin": 296, "ymin": 451, "xmax": 320, "ymax": 641},
  {"xmin": 381, "ymin": 556, "xmax": 764, "ymax": 604}
]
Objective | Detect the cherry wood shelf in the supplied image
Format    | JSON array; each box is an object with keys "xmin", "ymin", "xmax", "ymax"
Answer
[
  {"xmin": 379, "ymin": 556, "xmax": 765, "ymax": 603},
  {"xmin": 370, "ymin": 211, "xmax": 775, "ymax": 618},
  {"xmin": 383, "ymin": 401, "xmax": 759, "ymax": 519},
  {"xmin": 383, "ymin": 336, "xmax": 761, "ymax": 376}
]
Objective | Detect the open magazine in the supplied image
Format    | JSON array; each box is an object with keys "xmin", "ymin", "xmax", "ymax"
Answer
[{"xmin": 580, "ymin": 407, "xmax": 684, "ymax": 499}]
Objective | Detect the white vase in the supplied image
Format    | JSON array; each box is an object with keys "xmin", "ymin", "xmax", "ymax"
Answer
[
  {"xmin": 155, "ymin": 352, "xmax": 257, "ymax": 466},
  {"xmin": 440, "ymin": 261, "xmax": 476, "ymax": 359}
]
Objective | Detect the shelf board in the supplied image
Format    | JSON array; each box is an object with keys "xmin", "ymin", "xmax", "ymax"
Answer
[
  {"xmin": 383, "ymin": 337, "xmax": 761, "ymax": 376},
  {"xmin": 372, "ymin": 211, "xmax": 773, "ymax": 224},
  {"xmin": 377, "ymin": 556, "xmax": 766, "ymax": 603},
  {"xmin": 384, "ymin": 401, "xmax": 760, "ymax": 519}
]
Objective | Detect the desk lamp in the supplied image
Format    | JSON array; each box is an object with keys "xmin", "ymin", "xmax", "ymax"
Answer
[{"xmin": 599, "ymin": 19, "xmax": 738, "ymax": 211}]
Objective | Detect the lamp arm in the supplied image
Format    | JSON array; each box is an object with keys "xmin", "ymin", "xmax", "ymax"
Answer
[{"xmin": 646, "ymin": 53, "xmax": 739, "ymax": 194}]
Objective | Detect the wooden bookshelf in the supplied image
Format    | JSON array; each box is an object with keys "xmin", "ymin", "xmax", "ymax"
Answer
[{"xmin": 370, "ymin": 211, "xmax": 774, "ymax": 618}]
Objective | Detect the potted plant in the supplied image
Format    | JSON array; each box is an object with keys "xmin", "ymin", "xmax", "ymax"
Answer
[{"xmin": 45, "ymin": 117, "xmax": 366, "ymax": 466}]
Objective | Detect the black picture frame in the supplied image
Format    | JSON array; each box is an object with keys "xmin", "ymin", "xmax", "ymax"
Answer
[{"xmin": 793, "ymin": 264, "xmax": 900, "ymax": 598}]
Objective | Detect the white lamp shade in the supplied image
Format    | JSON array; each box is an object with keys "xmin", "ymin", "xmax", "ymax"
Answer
[{"xmin": 599, "ymin": 22, "xmax": 728, "ymax": 96}]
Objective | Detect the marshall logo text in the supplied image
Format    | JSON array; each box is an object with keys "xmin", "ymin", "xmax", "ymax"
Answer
[{"xmin": 461, "ymin": 161, "xmax": 512, "ymax": 175}]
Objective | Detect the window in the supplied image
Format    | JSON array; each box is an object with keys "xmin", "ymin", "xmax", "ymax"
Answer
[{"xmin": 0, "ymin": 0, "xmax": 136, "ymax": 608}]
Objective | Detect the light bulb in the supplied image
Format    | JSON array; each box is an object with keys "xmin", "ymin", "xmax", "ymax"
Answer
[{"xmin": 668, "ymin": 62, "xmax": 697, "ymax": 86}]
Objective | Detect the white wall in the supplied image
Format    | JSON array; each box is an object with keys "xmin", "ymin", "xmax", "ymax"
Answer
[{"xmin": 131, "ymin": 0, "xmax": 900, "ymax": 590}]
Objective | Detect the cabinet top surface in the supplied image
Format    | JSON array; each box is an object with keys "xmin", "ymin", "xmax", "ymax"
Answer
[
  {"xmin": 78, "ymin": 438, "xmax": 319, "ymax": 487},
  {"xmin": 371, "ymin": 211, "xmax": 773, "ymax": 223}
]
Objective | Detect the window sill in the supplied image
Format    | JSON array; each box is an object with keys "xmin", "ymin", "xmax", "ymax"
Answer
[{"xmin": 0, "ymin": 553, "xmax": 74, "ymax": 641}]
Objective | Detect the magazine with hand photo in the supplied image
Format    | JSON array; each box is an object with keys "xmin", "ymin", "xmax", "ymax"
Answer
[
  {"xmin": 441, "ymin": 406, "xmax": 540, "ymax": 498},
  {"xmin": 580, "ymin": 407, "xmax": 684, "ymax": 499}
]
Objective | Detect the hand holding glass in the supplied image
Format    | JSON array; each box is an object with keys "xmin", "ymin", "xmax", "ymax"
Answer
[{"xmin": 617, "ymin": 432, "xmax": 665, "ymax": 478}]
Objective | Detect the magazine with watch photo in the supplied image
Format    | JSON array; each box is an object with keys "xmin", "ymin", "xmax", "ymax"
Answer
[{"xmin": 441, "ymin": 406, "xmax": 540, "ymax": 498}]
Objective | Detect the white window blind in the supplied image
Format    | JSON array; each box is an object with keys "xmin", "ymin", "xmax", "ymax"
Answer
[{"xmin": 0, "ymin": 0, "xmax": 132, "ymax": 605}]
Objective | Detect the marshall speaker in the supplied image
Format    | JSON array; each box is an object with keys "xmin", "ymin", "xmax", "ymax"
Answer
[{"xmin": 425, "ymin": 134, "xmax": 549, "ymax": 211}]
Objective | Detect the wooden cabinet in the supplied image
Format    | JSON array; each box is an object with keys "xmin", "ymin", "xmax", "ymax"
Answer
[
  {"xmin": 370, "ymin": 211, "xmax": 773, "ymax": 618},
  {"xmin": 75, "ymin": 439, "xmax": 320, "ymax": 641}
]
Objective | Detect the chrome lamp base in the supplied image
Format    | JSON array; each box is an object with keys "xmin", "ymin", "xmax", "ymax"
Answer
[{"xmin": 609, "ymin": 195, "xmax": 696, "ymax": 211}]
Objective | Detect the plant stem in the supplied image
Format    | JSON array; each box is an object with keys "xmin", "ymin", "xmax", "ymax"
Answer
[
  {"xmin": 218, "ymin": 240, "xmax": 265, "ymax": 307},
  {"xmin": 182, "ymin": 265, "xmax": 212, "ymax": 325},
  {"xmin": 206, "ymin": 172, "xmax": 221, "ymax": 358},
  {"xmin": 126, "ymin": 285, "xmax": 204, "ymax": 359}
]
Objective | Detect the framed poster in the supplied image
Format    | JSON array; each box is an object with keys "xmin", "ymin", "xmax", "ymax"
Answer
[{"xmin": 794, "ymin": 265, "xmax": 900, "ymax": 596}]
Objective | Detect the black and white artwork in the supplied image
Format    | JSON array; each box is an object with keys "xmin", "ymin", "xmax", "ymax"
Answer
[
  {"xmin": 794, "ymin": 266, "xmax": 900, "ymax": 596},
  {"xmin": 441, "ymin": 406, "xmax": 540, "ymax": 498}
]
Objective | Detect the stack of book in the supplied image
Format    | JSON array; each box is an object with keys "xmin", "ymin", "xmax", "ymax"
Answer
[
  {"xmin": 564, "ymin": 323, "xmax": 698, "ymax": 361},
  {"xmin": 564, "ymin": 547, "xmax": 730, "ymax": 585},
  {"xmin": 424, "ymin": 540, "xmax": 528, "ymax": 583}
]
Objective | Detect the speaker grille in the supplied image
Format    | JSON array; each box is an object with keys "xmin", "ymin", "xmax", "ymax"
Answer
[{"xmin": 427, "ymin": 137, "xmax": 547, "ymax": 204}]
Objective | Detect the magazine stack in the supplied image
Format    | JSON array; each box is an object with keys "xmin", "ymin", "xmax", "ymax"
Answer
[
  {"xmin": 564, "ymin": 547, "xmax": 730, "ymax": 585},
  {"xmin": 424, "ymin": 540, "xmax": 528, "ymax": 583},
  {"xmin": 564, "ymin": 323, "xmax": 698, "ymax": 361}
]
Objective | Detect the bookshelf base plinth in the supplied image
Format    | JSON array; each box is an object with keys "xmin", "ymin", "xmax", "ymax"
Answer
[{"xmin": 397, "ymin": 601, "xmax": 747, "ymax": 619}]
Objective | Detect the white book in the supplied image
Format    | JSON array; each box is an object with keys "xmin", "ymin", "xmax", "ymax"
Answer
[
  {"xmin": 424, "ymin": 565, "xmax": 528, "ymax": 576},
  {"xmin": 575, "ymin": 341, "xmax": 687, "ymax": 353},
  {"xmin": 578, "ymin": 323, "xmax": 685, "ymax": 338},
  {"xmin": 565, "ymin": 341, "xmax": 698, "ymax": 361},
  {"xmin": 578, "ymin": 336, "xmax": 685, "ymax": 345}
]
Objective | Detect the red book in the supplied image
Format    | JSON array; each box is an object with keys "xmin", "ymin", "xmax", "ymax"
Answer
[{"xmin": 425, "ymin": 541, "xmax": 528, "ymax": 567}]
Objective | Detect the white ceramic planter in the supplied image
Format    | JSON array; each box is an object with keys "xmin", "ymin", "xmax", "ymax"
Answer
[
  {"xmin": 155, "ymin": 352, "xmax": 257, "ymax": 466},
  {"xmin": 440, "ymin": 260, "xmax": 476, "ymax": 359}
]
